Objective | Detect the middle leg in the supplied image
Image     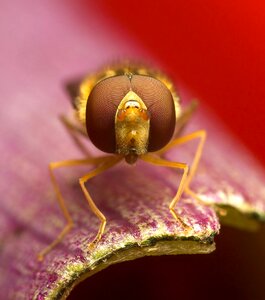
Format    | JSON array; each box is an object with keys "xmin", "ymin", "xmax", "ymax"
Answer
[
  {"xmin": 141, "ymin": 154, "xmax": 190, "ymax": 228},
  {"xmin": 155, "ymin": 130, "xmax": 206, "ymax": 192}
]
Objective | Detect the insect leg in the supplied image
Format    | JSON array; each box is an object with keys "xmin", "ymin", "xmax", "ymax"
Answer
[
  {"xmin": 60, "ymin": 114, "xmax": 90, "ymax": 156},
  {"xmin": 37, "ymin": 156, "xmax": 112, "ymax": 261},
  {"xmin": 154, "ymin": 130, "xmax": 225, "ymax": 214},
  {"xmin": 155, "ymin": 130, "xmax": 206, "ymax": 189},
  {"xmin": 141, "ymin": 154, "xmax": 190, "ymax": 228},
  {"xmin": 173, "ymin": 100, "xmax": 198, "ymax": 138},
  {"xmin": 79, "ymin": 156, "xmax": 123, "ymax": 250}
]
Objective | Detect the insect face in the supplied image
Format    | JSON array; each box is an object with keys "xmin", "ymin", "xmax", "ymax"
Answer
[
  {"xmin": 115, "ymin": 91, "xmax": 150, "ymax": 164},
  {"xmin": 85, "ymin": 74, "xmax": 177, "ymax": 159}
]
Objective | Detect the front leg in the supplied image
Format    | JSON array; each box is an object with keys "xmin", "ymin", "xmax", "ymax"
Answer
[
  {"xmin": 37, "ymin": 155, "xmax": 113, "ymax": 261},
  {"xmin": 79, "ymin": 155, "xmax": 123, "ymax": 250},
  {"xmin": 141, "ymin": 154, "xmax": 190, "ymax": 229},
  {"xmin": 155, "ymin": 130, "xmax": 226, "ymax": 215},
  {"xmin": 155, "ymin": 130, "xmax": 206, "ymax": 191}
]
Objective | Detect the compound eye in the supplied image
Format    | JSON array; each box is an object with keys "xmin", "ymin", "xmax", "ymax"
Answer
[
  {"xmin": 86, "ymin": 76, "xmax": 131, "ymax": 153},
  {"xmin": 131, "ymin": 75, "xmax": 176, "ymax": 151},
  {"xmin": 85, "ymin": 74, "xmax": 176, "ymax": 153}
]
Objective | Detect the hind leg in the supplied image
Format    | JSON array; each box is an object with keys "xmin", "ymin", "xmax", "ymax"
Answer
[{"xmin": 60, "ymin": 114, "xmax": 90, "ymax": 156}]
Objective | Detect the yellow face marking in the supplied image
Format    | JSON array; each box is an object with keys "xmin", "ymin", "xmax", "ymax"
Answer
[{"xmin": 115, "ymin": 91, "xmax": 150, "ymax": 160}]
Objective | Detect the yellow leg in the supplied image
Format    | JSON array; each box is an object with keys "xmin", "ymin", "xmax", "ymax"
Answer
[
  {"xmin": 37, "ymin": 155, "xmax": 114, "ymax": 261},
  {"xmin": 173, "ymin": 100, "xmax": 198, "ymax": 138},
  {"xmin": 140, "ymin": 131, "xmax": 207, "ymax": 228},
  {"xmin": 141, "ymin": 154, "xmax": 190, "ymax": 228},
  {"xmin": 60, "ymin": 114, "xmax": 90, "ymax": 157},
  {"xmin": 156, "ymin": 130, "xmax": 206, "ymax": 190},
  {"xmin": 79, "ymin": 156, "xmax": 123, "ymax": 250},
  {"xmin": 155, "ymin": 130, "xmax": 226, "ymax": 215}
]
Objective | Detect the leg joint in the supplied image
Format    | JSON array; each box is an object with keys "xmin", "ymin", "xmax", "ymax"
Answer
[
  {"xmin": 67, "ymin": 220, "xmax": 74, "ymax": 228},
  {"xmin": 192, "ymin": 129, "xmax": 207, "ymax": 139},
  {"xmin": 49, "ymin": 162, "xmax": 56, "ymax": 170},
  {"xmin": 100, "ymin": 215, "xmax": 107, "ymax": 222}
]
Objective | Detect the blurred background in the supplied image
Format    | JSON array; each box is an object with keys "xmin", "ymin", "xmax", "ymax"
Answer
[
  {"xmin": 97, "ymin": 0, "xmax": 265, "ymax": 166},
  {"xmin": 1, "ymin": 0, "xmax": 265, "ymax": 299}
]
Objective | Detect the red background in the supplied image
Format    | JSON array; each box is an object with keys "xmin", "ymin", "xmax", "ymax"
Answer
[{"xmin": 97, "ymin": 0, "xmax": 265, "ymax": 165}]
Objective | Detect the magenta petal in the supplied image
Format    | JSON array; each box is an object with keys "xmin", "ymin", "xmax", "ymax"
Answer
[{"xmin": 0, "ymin": 1, "xmax": 265, "ymax": 299}]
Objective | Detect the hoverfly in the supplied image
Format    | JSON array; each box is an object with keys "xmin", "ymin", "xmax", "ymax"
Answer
[{"xmin": 37, "ymin": 63, "xmax": 206, "ymax": 260}]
